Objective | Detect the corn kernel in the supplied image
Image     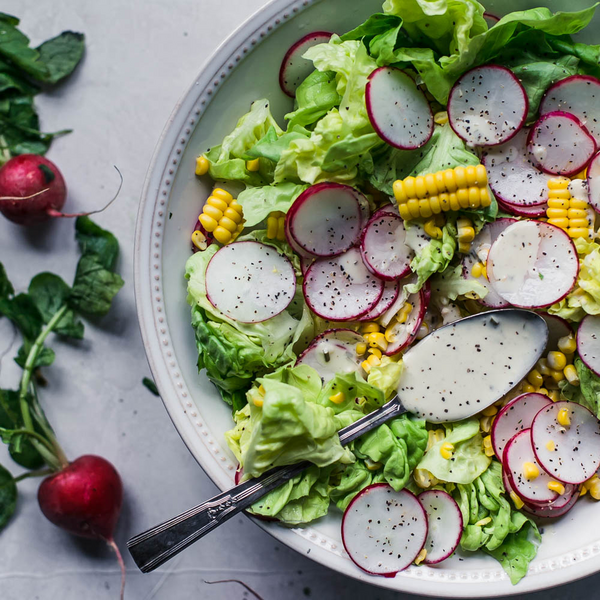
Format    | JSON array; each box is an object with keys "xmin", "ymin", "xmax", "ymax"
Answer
[
  {"xmin": 356, "ymin": 342, "xmax": 367, "ymax": 356},
  {"xmin": 471, "ymin": 262, "xmax": 484, "ymax": 278},
  {"xmin": 414, "ymin": 549, "xmax": 428, "ymax": 565},
  {"xmin": 423, "ymin": 217, "xmax": 443, "ymax": 240},
  {"xmin": 393, "ymin": 179, "xmax": 408, "ymax": 203},
  {"xmin": 564, "ymin": 364, "xmax": 580, "ymax": 385},
  {"xmin": 548, "ymin": 390, "xmax": 561, "ymax": 403},
  {"xmin": 548, "ymin": 177, "xmax": 570, "ymax": 189},
  {"xmin": 207, "ymin": 196, "xmax": 229, "ymax": 212},
  {"xmin": 396, "ymin": 302, "xmax": 413, "ymax": 324},
  {"xmin": 521, "ymin": 383, "xmax": 536, "ymax": 393},
  {"xmin": 414, "ymin": 468, "xmax": 438, "ymax": 489},
  {"xmin": 527, "ymin": 369, "xmax": 544, "ymax": 388},
  {"xmin": 213, "ymin": 226, "xmax": 232, "ymax": 245},
  {"xmin": 267, "ymin": 215, "xmax": 278, "ymax": 239},
  {"xmin": 482, "ymin": 405, "xmax": 498, "ymax": 417},
  {"xmin": 557, "ymin": 408, "xmax": 571, "ymax": 427},
  {"xmin": 403, "ymin": 177, "xmax": 417, "ymax": 198},
  {"xmin": 523, "ymin": 461, "xmax": 540, "ymax": 480},
  {"xmin": 246, "ymin": 158, "xmax": 260, "ymax": 172},
  {"xmin": 384, "ymin": 325, "xmax": 397, "ymax": 344},
  {"xmin": 195, "ymin": 155, "xmax": 209, "ymax": 176},
  {"xmin": 258, "ymin": 384, "xmax": 266, "ymax": 395},
  {"xmin": 429, "ymin": 195, "xmax": 442, "ymax": 214},
  {"xmin": 454, "ymin": 166, "xmax": 467, "ymax": 189},
  {"xmin": 548, "ymin": 369, "xmax": 565, "ymax": 383},
  {"xmin": 456, "ymin": 187, "xmax": 470, "ymax": 209},
  {"xmin": 480, "ymin": 416, "xmax": 494, "ymax": 434},
  {"xmin": 558, "ymin": 335, "xmax": 577, "ymax": 354},
  {"xmin": 439, "ymin": 193, "xmax": 451, "ymax": 211},
  {"xmin": 548, "ymin": 198, "xmax": 570, "ymax": 209},
  {"xmin": 229, "ymin": 200, "xmax": 243, "ymax": 215},
  {"xmin": 369, "ymin": 347, "xmax": 383, "ymax": 359},
  {"xmin": 547, "ymin": 207, "xmax": 568, "ymax": 219},
  {"xmin": 277, "ymin": 217, "xmax": 286, "ymax": 241},
  {"xmin": 546, "ymin": 440, "xmax": 556, "ymax": 451},
  {"xmin": 398, "ymin": 203, "xmax": 411, "ymax": 220},
  {"xmin": 480, "ymin": 187, "xmax": 492, "ymax": 207},
  {"xmin": 212, "ymin": 188, "xmax": 233, "ymax": 202},
  {"xmin": 536, "ymin": 359, "xmax": 550, "ymax": 376},
  {"xmin": 219, "ymin": 216, "xmax": 238, "ymax": 233},
  {"xmin": 510, "ymin": 491, "xmax": 525, "ymax": 509},
  {"xmin": 434, "ymin": 111, "xmax": 449, "ymax": 125},
  {"xmin": 191, "ymin": 229, "xmax": 207, "ymax": 251},
  {"xmin": 416, "ymin": 322, "xmax": 429, "ymax": 340},
  {"xmin": 365, "ymin": 458, "xmax": 382, "ymax": 471},
  {"xmin": 444, "ymin": 169, "xmax": 458, "ymax": 193},
  {"xmin": 203, "ymin": 204, "xmax": 223, "ymax": 221},
  {"xmin": 548, "ymin": 480, "xmax": 566, "ymax": 495},
  {"xmin": 418, "ymin": 199, "xmax": 433, "ymax": 218},
  {"xmin": 199, "ymin": 213, "xmax": 218, "ymax": 232},
  {"xmin": 253, "ymin": 396, "xmax": 263, "ymax": 407},
  {"xmin": 468, "ymin": 186, "xmax": 481, "ymax": 208},
  {"xmin": 475, "ymin": 517, "xmax": 492, "ymax": 527},
  {"xmin": 361, "ymin": 322, "xmax": 380, "ymax": 334},
  {"xmin": 367, "ymin": 354, "xmax": 381, "ymax": 367},
  {"xmin": 548, "ymin": 218, "xmax": 570, "ymax": 229},
  {"xmin": 465, "ymin": 165, "xmax": 478, "ymax": 186},
  {"xmin": 415, "ymin": 176, "xmax": 428, "ymax": 199},
  {"xmin": 570, "ymin": 198, "xmax": 589, "ymax": 210},
  {"xmin": 538, "ymin": 388, "xmax": 549, "ymax": 397},
  {"xmin": 440, "ymin": 442, "xmax": 454, "ymax": 460},
  {"xmin": 329, "ymin": 391, "xmax": 346, "ymax": 404},
  {"xmin": 424, "ymin": 174, "xmax": 438, "ymax": 196}
]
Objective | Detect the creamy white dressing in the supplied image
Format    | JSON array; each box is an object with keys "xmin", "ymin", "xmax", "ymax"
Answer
[
  {"xmin": 300, "ymin": 340, "xmax": 363, "ymax": 382},
  {"xmin": 404, "ymin": 224, "xmax": 431, "ymax": 254},
  {"xmin": 398, "ymin": 311, "xmax": 547, "ymax": 422}
]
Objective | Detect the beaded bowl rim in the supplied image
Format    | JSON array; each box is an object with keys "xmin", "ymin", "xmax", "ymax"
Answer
[{"xmin": 134, "ymin": 0, "xmax": 600, "ymax": 594}]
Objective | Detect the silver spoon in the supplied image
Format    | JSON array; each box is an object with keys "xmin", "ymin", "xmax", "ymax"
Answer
[{"xmin": 128, "ymin": 309, "xmax": 547, "ymax": 572}]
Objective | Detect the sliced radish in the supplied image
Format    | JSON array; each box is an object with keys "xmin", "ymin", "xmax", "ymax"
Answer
[
  {"xmin": 492, "ymin": 393, "xmax": 552, "ymax": 461},
  {"xmin": 342, "ymin": 485, "xmax": 428, "ymax": 576},
  {"xmin": 587, "ymin": 151, "xmax": 600, "ymax": 213},
  {"xmin": 531, "ymin": 401, "xmax": 600, "ymax": 485},
  {"xmin": 498, "ymin": 199, "xmax": 548, "ymax": 218},
  {"xmin": 461, "ymin": 218, "xmax": 517, "ymax": 309},
  {"xmin": 504, "ymin": 430, "xmax": 559, "ymax": 505},
  {"xmin": 365, "ymin": 66, "xmax": 433, "ymax": 150},
  {"xmin": 483, "ymin": 129, "xmax": 554, "ymax": 207},
  {"xmin": 484, "ymin": 12, "xmax": 500, "ymax": 27},
  {"xmin": 448, "ymin": 65, "xmax": 528, "ymax": 146},
  {"xmin": 279, "ymin": 31, "xmax": 333, "ymax": 98},
  {"xmin": 418, "ymin": 490, "xmax": 463, "ymax": 565},
  {"xmin": 383, "ymin": 289, "xmax": 427, "ymax": 356},
  {"xmin": 285, "ymin": 217, "xmax": 313, "ymax": 259},
  {"xmin": 527, "ymin": 111, "xmax": 596, "ymax": 177},
  {"xmin": 540, "ymin": 75, "xmax": 600, "ymax": 144},
  {"xmin": 578, "ymin": 315, "xmax": 600, "ymax": 376},
  {"xmin": 296, "ymin": 329, "xmax": 365, "ymax": 382},
  {"xmin": 540, "ymin": 313, "xmax": 573, "ymax": 353},
  {"xmin": 358, "ymin": 280, "xmax": 400, "ymax": 322},
  {"xmin": 487, "ymin": 220, "xmax": 578, "ymax": 308},
  {"xmin": 521, "ymin": 487, "xmax": 579, "ymax": 518},
  {"xmin": 373, "ymin": 204, "xmax": 399, "ymax": 219},
  {"xmin": 286, "ymin": 183, "xmax": 364, "ymax": 258},
  {"xmin": 303, "ymin": 248, "xmax": 384, "ymax": 321},
  {"xmin": 300, "ymin": 255, "xmax": 314, "ymax": 276},
  {"xmin": 205, "ymin": 241, "xmax": 296, "ymax": 323},
  {"xmin": 360, "ymin": 213, "xmax": 413, "ymax": 281}
]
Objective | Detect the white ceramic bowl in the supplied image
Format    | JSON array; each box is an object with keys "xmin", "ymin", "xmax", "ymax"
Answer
[{"xmin": 135, "ymin": 0, "xmax": 600, "ymax": 595}]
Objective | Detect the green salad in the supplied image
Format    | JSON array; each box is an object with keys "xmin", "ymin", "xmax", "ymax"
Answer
[{"xmin": 184, "ymin": 0, "xmax": 600, "ymax": 584}]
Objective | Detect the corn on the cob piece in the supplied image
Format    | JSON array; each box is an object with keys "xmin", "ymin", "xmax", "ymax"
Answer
[
  {"xmin": 546, "ymin": 177, "xmax": 595, "ymax": 241},
  {"xmin": 266, "ymin": 211, "xmax": 286, "ymax": 241},
  {"xmin": 198, "ymin": 189, "xmax": 245, "ymax": 245},
  {"xmin": 393, "ymin": 165, "xmax": 491, "ymax": 221},
  {"xmin": 457, "ymin": 217, "xmax": 475, "ymax": 253}
]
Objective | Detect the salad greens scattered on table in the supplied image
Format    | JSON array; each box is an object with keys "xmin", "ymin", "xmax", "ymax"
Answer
[{"xmin": 185, "ymin": 0, "xmax": 600, "ymax": 584}]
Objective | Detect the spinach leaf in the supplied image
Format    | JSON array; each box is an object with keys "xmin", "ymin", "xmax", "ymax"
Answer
[
  {"xmin": 69, "ymin": 217, "xmax": 124, "ymax": 316},
  {"xmin": 14, "ymin": 342, "xmax": 55, "ymax": 369},
  {"xmin": 36, "ymin": 32, "xmax": 85, "ymax": 84},
  {"xmin": 0, "ymin": 263, "xmax": 13, "ymax": 299},
  {"xmin": 0, "ymin": 293, "xmax": 44, "ymax": 341},
  {"xmin": 0, "ymin": 462, "xmax": 17, "ymax": 532},
  {"xmin": 0, "ymin": 19, "xmax": 48, "ymax": 80}
]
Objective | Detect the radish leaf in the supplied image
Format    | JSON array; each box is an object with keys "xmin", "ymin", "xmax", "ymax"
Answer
[{"xmin": 0, "ymin": 462, "xmax": 17, "ymax": 531}]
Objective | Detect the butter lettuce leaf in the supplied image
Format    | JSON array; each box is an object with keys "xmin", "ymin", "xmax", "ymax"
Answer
[
  {"xmin": 286, "ymin": 70, "xmax": 341, "ymax": 129},
  {"xmin": 236, "ymin": 182, "xmax": 308, "ymax": 227},
  {"xmin": 560, "ymin": 357, "xmax": 600, "ymax": 419},
  {"xmin": 418, "ymin": 419, "xmax": 491, "ymax": 484}
]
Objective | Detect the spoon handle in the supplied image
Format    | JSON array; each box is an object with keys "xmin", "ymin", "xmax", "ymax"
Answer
[{"xmin": 127, "ymin": 397, "xmax": 405, "ymax": 572}]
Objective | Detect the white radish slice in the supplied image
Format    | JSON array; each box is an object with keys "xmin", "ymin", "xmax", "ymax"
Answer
[
  {"xmin": 278, "ymin": 31, "xmax": 333, "ymax": 98},
  {"xmin": 373, "ymin": 204, "xmax": 399, "ymax": 219},
  {"xmin": 484, "ymin": 12, "xmax": 500, "ymax": 27},
  {"xmin": 587, "ymin": 151, "xmax": 600, "ymax": 213},
  {"xmin": 418, "ymin": 490, "xmax": 463, "ymax": 565},
  {"xmin": 299, "ymin": 255, "xmax": 314, "ymax": 276},
  {"xmin": 448, "ymin": 65, "xmax": 528, "ymax": 146},
  {"xmin": 461, "ymin": 218, "xmax": 516, "ymax": 309},
  {"xmin": 205, "ymin": 241, "xmax": 296, "ymax": 323},
  {"xmin": 532, "ymin": 401, "xmax": 600, "ymax": 485},
  {"xmin": 366, "ymin": 66, "xmax": 434, "ymax": 150},
  {"xmin": 360, "ymin": 213, "xmax": 413, "ymax": 281},
  {"xmin": 296, "ymin": 329, "xmax": 365, "ymax": 382},
  {"xmin": 303, "ymin": 247, "xmax": 384, "ymax": 321},
  {"xmin": 358, "ymin": 280, "xmax": 401, "ymax": 322},
  {"xmin": 482, "ymin": 129, "xmax": 553, "ymax": 207},
  {"xmin": 504, "ymin": 430, "xmax": 559, "ymax": 505},
  {"xmin": 487, "ymin": 220, "xmax": 578, "ymax": 309},
  {"xmin": 286, "ymin": 183, "xmax": 364, "ymax": 258},
  {"xmin": 383, "ymin": 289, "xmax": 427, "ymax": 356},
  {"xmin": 541, "ymin": 313, "xmax": 573, "ymax": 353},
  {"xmin": 342, "ymin": 485, "xmax": 428, "ymax": 576},
  {"xmin": 285, "ymin": 217, "xmax": 313, "ymax": 259},
  {"xmin": 578, "ymin": 315, "xmax": 600, "ymax": 376},
  {"xmin": 498, "ymin": 199, "xmax": 547, "ymax": 218},
  {"xmin": 540, "ymin": 75, "xmax": 600, "ymax": 144},
  {"xmin": 527, "ymin": 111, "xmax": 596, "ymax": 177},
  {"xmin": 492, "ymin": 393, "xmax": 552, "ymax": 462}
]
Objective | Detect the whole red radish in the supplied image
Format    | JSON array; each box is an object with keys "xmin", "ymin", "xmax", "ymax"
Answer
[
  {"xmin": 38, "ymin": 455, "xmax": 126, "ymax": 599},
  {"xmin": 0, "ymin": 154, "xmax": 66, "ymax": 225}
]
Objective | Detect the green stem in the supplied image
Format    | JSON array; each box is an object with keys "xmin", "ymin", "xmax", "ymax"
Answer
[
  {"xmin": 7, "ymin": 429, "xmax": 59, "ymax": 455},
  {"xmin": 13, "ymin": 468, "xmax": 53, "ymax": 483},
  {"xmin": 18, "ymin": 305, "xmax": 70, "ymax": 470}
]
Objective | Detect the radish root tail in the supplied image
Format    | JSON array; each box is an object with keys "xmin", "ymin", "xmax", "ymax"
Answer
[
  {"xmin": 0, "ymin": 188, "xmax": 50, "ymax": 201},
  {"xmin": 107, "ymin": 538, "xmax": 126, "ymax": 600},
  {"xmin": 46, "ymin": 165, "xmax": 124, "ymax": 219}
]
